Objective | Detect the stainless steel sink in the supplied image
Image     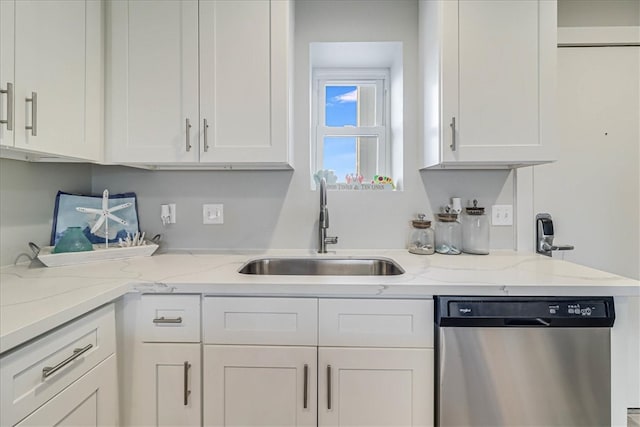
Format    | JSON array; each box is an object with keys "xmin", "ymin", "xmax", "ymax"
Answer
[{"xmin": 238, "ymin": 256, "xmax": 405, "ymax": 276}]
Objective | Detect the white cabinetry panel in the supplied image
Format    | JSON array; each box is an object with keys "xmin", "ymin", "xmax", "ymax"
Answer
[
  {"xmin": 319, "ymin": 298, "xmax": 433, "ymax": 348},
  {"xmin": 203, "ymin": 345, "xmax": 317, "ymax": 427},
  {"xmin": 420, "ymin": 0, "xmax": 556, "ymax": 168},
  {"xmin": 203, "ymin": 297, "xmax": 317, "ymax": 345},
  {"xmin": 1, "ymin": 0, "xmax": 103, "ymax": 161},
  {"xmin": 318, "ymin": 347, "xmax": 433, "ymax": 427},
  {"xmin": 107, "ymin": 0, "xmax": 199, "ymax": 163},
  {"xmin": 14, "ymin": 355, "xmax": 117, "ymax": 427}
]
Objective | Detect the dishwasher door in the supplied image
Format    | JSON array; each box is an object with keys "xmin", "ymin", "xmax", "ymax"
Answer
[{"xmin": 435, "ymin": 296, "xmax": 615, "ymax": 427}]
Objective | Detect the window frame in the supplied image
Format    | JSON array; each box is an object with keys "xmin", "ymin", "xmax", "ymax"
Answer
[{"xmin": 311, "ymin": 68, "xmax": 391, "ymax": 187}]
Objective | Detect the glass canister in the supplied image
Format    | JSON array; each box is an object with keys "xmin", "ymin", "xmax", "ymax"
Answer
[
  {"xmin": 435, "ymin": 213, "xmax": 462, "ymax": 255},
  {"xmin": 462, "ymin": 200, "xmax": 490, "ymax": 255},
  {"xmin": 408, "ymin": 214, "xmax": 435, "ymax": 255}
]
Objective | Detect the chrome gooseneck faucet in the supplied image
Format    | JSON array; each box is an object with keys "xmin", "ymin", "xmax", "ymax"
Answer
[{"xmin": 318, "ymin": 177, "xmax": 338, "ymax": 253}]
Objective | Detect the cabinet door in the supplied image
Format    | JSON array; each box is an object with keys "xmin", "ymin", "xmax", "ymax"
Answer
[
  {"xmin": 15, "ymin": 355, "xmax": 117, "ymax": 427},
  {"xmin": 437, "ymin": 0, "xmax": 555, "ymax": 166},
  {"xmin": 0, "ymin": 0, "xmax": 14, "ymax": 148},
  {"xmin": 319, "ymin": 347, "xmax": 433, "ymax": 427},
  {"xmin": 129, "ymin": 343, "xmax": 201, "ymax": 427},
  {"xmin": 451, "ymin": 0, "xmax": 555, "ymax": 163},
  {"xmin": 204, "ymin": 345, "xmax": 317, "ymax": 427},
  {"xmin": 13, "ymin": 0, "xmax": 101, "ymax": 161},
  {"xmin": 199, "ymin": 0, "xmax": 291, "ymax": 165},
  {"xmin": 107, "ymin": 0, "xmax": 199, "ymax": 163}
]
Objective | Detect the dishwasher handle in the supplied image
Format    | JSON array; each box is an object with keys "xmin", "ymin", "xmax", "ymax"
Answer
[{"xmin": 504, "ymin": 318, "xmax": 551, "ymax": 327}]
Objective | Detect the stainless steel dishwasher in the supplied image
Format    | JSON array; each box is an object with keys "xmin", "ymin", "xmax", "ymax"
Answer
[{"xmin": 435, "ymin": 296, "xmax": 615, "ymax": 427}]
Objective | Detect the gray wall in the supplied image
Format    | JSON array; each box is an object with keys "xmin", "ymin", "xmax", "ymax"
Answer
[
  {"xmin": 0, "ymin": 158, "xmax": 92, "ymax": 266},
  {"xmin": 91, "ymin": 0, "xmax": 515, "ymax": 253}
]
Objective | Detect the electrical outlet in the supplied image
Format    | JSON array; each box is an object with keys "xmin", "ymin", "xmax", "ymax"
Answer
[
  {"xmin": 203, "ymin": 204, "xmax": 223, "ymax": 225},
  {"xmin": 492, "ymin": 204, "xmax": 513, "ymax": 226}
]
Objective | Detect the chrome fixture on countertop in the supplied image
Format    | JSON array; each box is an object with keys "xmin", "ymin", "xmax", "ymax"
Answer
[
  {"xmin": 536, "ymin": 213, "xmax": 574, "ymax": 257},
  {"xmin": 318, "ymin": 177, "xmax": 338, "ymax": 253}
]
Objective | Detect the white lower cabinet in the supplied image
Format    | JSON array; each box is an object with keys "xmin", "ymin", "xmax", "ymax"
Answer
[
  {"xmin": 203, "ymin": 345, "xmax": 317, "ymax": 427},
  {"xmin": 0, "ymin": 304, "xmax": 117, "ymax": 427},
  {"xmin": 199, "ymin": 297, "xmax": 435, "ymax": 427},
  {"xmin": 318, "ymin": 347, "xmax": 433, "ymax": 427},
  {"xmin": 131, "ymin": 343, "xmax": 201, "ymax": 427},
  {"xmin": 15, "ymin": 355, "xmax": 118, "ymax": 427}
]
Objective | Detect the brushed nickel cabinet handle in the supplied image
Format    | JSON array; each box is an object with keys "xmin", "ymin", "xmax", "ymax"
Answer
[
  {"xmin": 303, "ymin": 364, "xmax": 309, "ymax": 409},
  {"xmin": 42, "ymin": 344, "xmax": 93, "ymax": 379},
  {"xmin": 185, "ymin": 118, "xmax": 192, "ymax": 152},
  {"xmin": 203, "ymin": 118, "xmax": 209, "ymax": 152},
  {"xmin": 449, "ymin": 116, "xmax": 456, "ymax": 151},
  {"xmin": 25, "ymin": 92, "xmax": 37, "ymax": 136},
  {"xmin": 152, "ymin": 316, "xmax": 183, "ymax": 324},
  {"xmin": 327, "ymin": 365, "xmax": 332, "ymax": 410},
  {"xmin": 184, "ymin": 361, "xmax": 191, "ymax": 406},
  {"xmin": 0, "ymin": 82, "xmax": 13, "ymax": 130}
]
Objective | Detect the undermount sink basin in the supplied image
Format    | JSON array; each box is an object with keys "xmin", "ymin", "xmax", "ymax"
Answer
[{"xmin": 238, "ymin": 256, "xmax": 405, "ymax": 276}]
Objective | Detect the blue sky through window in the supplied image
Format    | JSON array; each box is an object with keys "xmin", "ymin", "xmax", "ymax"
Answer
[{"xmin": 324, "ymin": 86, "xmax": 357, "ymax": 180}]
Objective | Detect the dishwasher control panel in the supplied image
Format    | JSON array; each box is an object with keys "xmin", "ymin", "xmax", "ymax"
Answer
[{"xmin": 436, "ymin": 296, "xmax": 615, "ymax": 327}]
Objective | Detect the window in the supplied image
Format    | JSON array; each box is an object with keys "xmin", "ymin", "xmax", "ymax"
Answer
[{"xmin": 312, "ymin": 69, "xmax": 390, "ymax": 186}]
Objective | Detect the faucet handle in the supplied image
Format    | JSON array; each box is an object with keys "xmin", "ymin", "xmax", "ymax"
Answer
[{"xmin": 324, "ymin": 236, "xmax": 338, "ymax": 245}]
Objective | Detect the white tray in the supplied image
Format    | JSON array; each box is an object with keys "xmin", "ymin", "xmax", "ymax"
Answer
[{"xmin": 37, "ymin": 243, "xmax": 159, "ymax": 267}]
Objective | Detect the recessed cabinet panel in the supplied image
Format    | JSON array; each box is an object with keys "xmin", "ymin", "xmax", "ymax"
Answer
[
  {"xmin": 199, "ymin": 0, "xmax": 290, "ymax": 164},
  {"xmin": 420, "ymin": 0, "xmax": 556, "ymax": 168},
  {"xmin": 130, "ymin": 343, "xmax": 201, "ymax": 427},
  {"xmin": 319, "ymin": 299, "xmax": 433, "ymax": 348},
  {"xmin": 14, "ymin": 355, "xmax": 117, "ymax": 427},
  {"xmin": 139, "ymin": 294, "xmax": 201, "ymax": 343},
  {"xmin": 457, "ymin": 0, "xmax": 539, "ymax": 149},
  {"xmin": 319, "ymin": 347, "xmax": 433, "ymax": 427},
  {"xmin": 203, "ymin": 297, "xmax": 318, "ymax": 345},
  {"xmin": 14, "ymin": 1, "xmax": 89, "ymax": 159},
  {"xmin": 0, "ymin": 304, "xmax": 116, "ymax": 427},
  {"xmin": 202, "ymin": 1, "xmax": 270, "ymax": 152},
  {"xmin": 107, "ymin": 0, "xmax": 199, "ymax": 163},
  {"xmin": 203, "ymin": 345, "xmax": 317, "ymax": 427},
  {"xmin": 0, "ymin": 0, "xmax": 15, "ymax": 148}
]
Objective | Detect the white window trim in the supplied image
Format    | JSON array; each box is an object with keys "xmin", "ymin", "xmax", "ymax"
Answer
[{"xmin": 311, "ymin": 68, "xmax": 391, "ymax": 187}]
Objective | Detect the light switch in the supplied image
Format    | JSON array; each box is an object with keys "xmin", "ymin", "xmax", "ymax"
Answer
[
  {"xmin": 492, "ymin": 205, "xmax": 513, "ymax": 226},
  {"xmin": 203, "ymin": 204, "xmax": 224, "ymax": 225}
]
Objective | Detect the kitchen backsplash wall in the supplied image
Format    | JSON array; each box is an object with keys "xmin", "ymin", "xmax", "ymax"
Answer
[
  {"xmin": 90, "ymin": 0, "xmax": 516, "ymax": 253},
  {"xmin": 0, "ymin": 158, "xmax": 92, "ymax": 266},
  {"xmin": 91, "ymin": 166, "xmax": 514, "ymax": 253}
]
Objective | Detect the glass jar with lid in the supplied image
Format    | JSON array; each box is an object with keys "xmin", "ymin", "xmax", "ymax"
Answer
[
  {"xmin": 408, "ymin": 214, "xmax": 435, "ymax": 255},
  {"xmin": 462, "ymin": 199, "xmax": 490, "ymax": 255},
  {"xmin": 435, "ymin": 213, "xmax": 462, "ymax": 255}
]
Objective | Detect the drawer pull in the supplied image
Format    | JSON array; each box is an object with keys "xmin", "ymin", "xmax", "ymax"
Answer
[
  {"xmin": 153, "ymin": 316, "xmax": 183, "ymax": 324},
  {"xmin": 42, "ymin": 344, "xmax": 93, "ymax": 379},
  {"xmin": 0, "ymin": 82, "xmax": 13, "ymax": 130},
  {"xmin": 303, "ymin": 364, "xmax": 309, "ymax": 409},
  {"xmin": 25, "ymin": 92, "xmax": 37, "ymax": 136},
  {"xmin": 327, "ymin": 365, "xmax": 332, "ymax": 410},
  {"xmin": 184, "ymin": 361, "xmax": 191, "ymax": 406}
]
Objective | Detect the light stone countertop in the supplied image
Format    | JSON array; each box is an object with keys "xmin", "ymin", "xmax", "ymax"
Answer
[{"xmin": 1, "ymin": 249, "xmax": 638, "ymax": 354}]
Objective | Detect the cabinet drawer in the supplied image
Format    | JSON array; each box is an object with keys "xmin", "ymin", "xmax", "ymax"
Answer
[
  {"xmin": 0, "ymin": 304, "xmax": 115, "ymax": 427},
  {"xmin": 319, "ymin": 299, "xmax": 434, "ymax": 348},
  {"xmin": 203, "ymin": 297, "xmax": 317, "ymax": 345},
  {"xmin": 139, "ymin": 295, "xmax": 201, "ymax": 343}
]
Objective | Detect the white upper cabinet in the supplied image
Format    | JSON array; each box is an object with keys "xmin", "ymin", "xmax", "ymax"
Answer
[
  {"xmin": 419, "ymin": 0, "xmax": 556, "ymax": 169},
  {"xmin": 107, "ymin": 0, "xmax": 293, "ymax": 169},
  {"xmin": 1, "ymin": 0, "xmax": 103, "ymax": 162},
  {"xmin": 107, "ymin": 0, "xmax": 200, "ymax": 164}
]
